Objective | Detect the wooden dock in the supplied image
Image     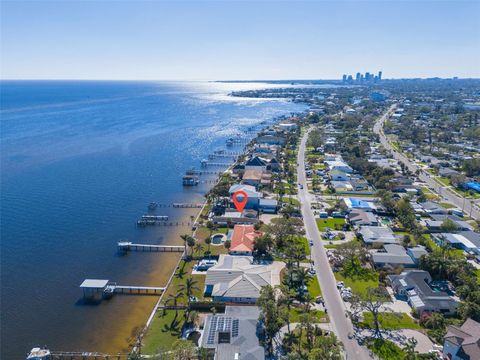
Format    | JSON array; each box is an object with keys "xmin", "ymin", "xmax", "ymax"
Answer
[
  {"xmin": 173, "ymin": 203, "xmax": 204, "ymax": 208},
  {"xmin": 117, "ymin": 241, "xmax": 184, "ymax": 252},
  {"xmin": 111, "ymin": 285, "xmax": 165, "ymax": 294},
  {"xmin": 80, "ymin": 279, "xmax": 165, "ymax": 298},
  {"xmin": 49, "ymin": 351, "xmax": 127, "ymax": 359}
]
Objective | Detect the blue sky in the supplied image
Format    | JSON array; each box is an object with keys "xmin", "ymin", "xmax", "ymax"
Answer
[{"xmin": 1, "ymin": 1, "xmax": 479, "ymax": 80}]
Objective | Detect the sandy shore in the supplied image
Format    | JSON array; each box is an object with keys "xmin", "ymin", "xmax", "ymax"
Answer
[{"xmin": 75, "ymin": 208, "xmax": 199, "ymax": 355}]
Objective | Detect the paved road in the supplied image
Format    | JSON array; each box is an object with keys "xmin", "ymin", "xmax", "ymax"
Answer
[
  {"xmin": 297, "ymin": 129, "xmax": 372, "ymax": 360},
  {"xmin": 373, "ymin": 106, "xmax": 480, "ymax": 221}
]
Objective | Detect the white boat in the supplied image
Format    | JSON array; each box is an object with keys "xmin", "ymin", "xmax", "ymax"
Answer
[{"xmin": 27, "ymin": 347, "xmax": 51, "ymax": 359}]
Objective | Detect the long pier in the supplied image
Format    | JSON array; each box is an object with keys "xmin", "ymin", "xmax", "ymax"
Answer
[
  {"xmin": 117, "ymin": 241, "xmax": 184, "ymax": 252},
  {"xmin": 112, "ymin": 285, "xmax": 165, "ymax": 294},
  {"xmin": 49, "ymin": 351, "xmax": 127, "ymax": 359},
  {"xmin": 80, "ymin": 279, "xmax": 165, "ymax": 298},
  {"xmin": 173, "ymin": 203, "xmax": 204, "ymax": 208}
]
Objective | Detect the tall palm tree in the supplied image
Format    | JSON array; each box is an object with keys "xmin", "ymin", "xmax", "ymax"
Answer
[
  {"xmin": 180, "ymin": 234, "xmax": 190, "ymax": 255},
  {"xmin": 279, "ymin": 285, "xmax": 296, "ymax": 334},
  {"xmin": 166, "ymin": 291, "xmax": 184, "ymax": 318},
  {"xmin": 194, "ymin": 243, "xmax": 203, "ymax": 256},
  {"xmin": 180, "ymin": 277, "xmax": 199, "ymax": 305},
  {"xmin": 187, "ymin": 236, "xmax": 196, "ymax": 258}
]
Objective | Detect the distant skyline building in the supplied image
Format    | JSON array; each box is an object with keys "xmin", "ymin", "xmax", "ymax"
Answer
[{"xmin": 342, "ymin": 70, "xmax": 383, "ymax": 84}]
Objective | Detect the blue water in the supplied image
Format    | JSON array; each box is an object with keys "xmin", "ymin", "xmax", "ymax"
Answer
[{"xmin": 0, "ymin": 81, "xmax": 306, "ymax": 359}]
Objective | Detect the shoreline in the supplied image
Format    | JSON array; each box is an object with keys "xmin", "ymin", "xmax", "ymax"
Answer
[{"xmin": 100, "ymin": 120, "xmax": 269, "ymax": 356}]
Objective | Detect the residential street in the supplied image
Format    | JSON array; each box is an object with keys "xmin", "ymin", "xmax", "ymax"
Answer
[
  {"xmin": 373, "ymin": 105, "xmax": 480, "ymax": 221},
  {"xmin": 297, "ymin": 128, "xmax": 372, "ymax": 360}
]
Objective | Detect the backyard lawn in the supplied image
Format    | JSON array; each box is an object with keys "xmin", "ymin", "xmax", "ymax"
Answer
[
  {"xmin": 161, "ymin": 260, "xmax": 206, "ymax": 305},
  {"xmin": 142, "ymin": 309, "xmax": 186, "ymax": 354},
  {"xmin": 316, "ymin": 218, "xmax": 346, "ymax": 231}
]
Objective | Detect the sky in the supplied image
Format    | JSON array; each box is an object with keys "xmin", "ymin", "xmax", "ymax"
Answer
[{"xmin": 1, "ymin": 0, "xmax": 479, "ymax": 80}]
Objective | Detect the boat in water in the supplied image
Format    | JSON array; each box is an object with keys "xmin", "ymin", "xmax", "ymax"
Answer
[
  {"xmin": 148, "ymin": 202, "xmax": 158, "ymax": 210},
  {"xmin": 26, "ymin": 347, "xmax": 51, "ymax": 360},
  {"xmin": 182, "ymin": 175, "xmax": 199, "ymax": 186}
]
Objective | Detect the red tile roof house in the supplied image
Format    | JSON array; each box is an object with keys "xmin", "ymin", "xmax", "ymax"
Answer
[{"xmin": 230, "ymin": 225, "xmax": 263, "ymax": 255}]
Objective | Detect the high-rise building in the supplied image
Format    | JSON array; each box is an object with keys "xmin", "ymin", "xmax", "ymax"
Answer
[
  {"xmin": 355, "ymin": 72, "xmax": 361, "ymax": 82},
  {"xmin": 347, "ymin": 75, "xmax": 353, "ymax": 82},
  {"xmin": 365, "ymin": 72, "xmax": 371, "ymax": 81},
  {"xmin": 378, "ymin": 71, "xmax": 382, "ymax": 81},
  {"xmin": 342, "ymin": 74, "xmax": 347, "ymax": 82}
]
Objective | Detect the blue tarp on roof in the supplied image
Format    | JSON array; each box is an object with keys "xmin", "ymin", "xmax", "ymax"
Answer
[{"xmin": 463, "ymin": 182, "xmax": 480, "ymax": 193}]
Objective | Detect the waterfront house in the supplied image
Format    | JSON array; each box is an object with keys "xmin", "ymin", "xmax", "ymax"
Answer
[
  {"xmin": 204, "ymin": 255, "xmax": 284, "ymax": 303},
  {"xmin": 443, "ymin": 318, "xmax": 480, "ymax": 360},
  {"xmin": 229, "ymin": 225, "xmax": 262, "ymax": 255},
  {"xmin": 212, "ymin": 210, "xmax": 259, "ymax": 226},
  {"xmin": 256, "ymin": 135, "xmax": 285, "ymax": 146},
  {"xmin": 200, "ymin": 306, "xmax": 265, "ymax": 360},
  {"xmin": 245, "ymin": 156, "xmax": 268, "ymax": 171},
  {"xmin": 242, "ymin": 169, "xmax": 264, "ymax": 187},
  {"xmin": 228, "ymin": 184, "xmax": 261, "ymax": 209}
]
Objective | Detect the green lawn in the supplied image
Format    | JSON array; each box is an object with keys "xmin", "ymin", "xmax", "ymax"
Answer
[
  {"xmin": 161, "ymin": 260, "xmax": 206, "ymax": 305},
  {"xmin": 282, "ymin": 197, "xmax": 300, "ymax": 206},
  {"xmin": 294, "ymin": 236, "xmax": 311, "ymax": 256},
  {"xmin": 437, "ymin": 177, "xmax": 451, "ymax": 186},
  {"xmin": 288, "ymin": 308, "xmax": 327, "ymax": 323},
  {"xmin": 308, "ymin": 276, "xmax": 321, "ymax": 297},
  {"xmin": 361, "ymin": 312, "xmax": 421, "ymax": 330},
  {"xmin": 334, "ymin": 272, "xmax": 380, "ymax": 298},
  {"xmin": 367, "ymin": 339, "xmax": 406, "ymax": 360},
  {"xmin": 316, "ymin": 218, "xmax": 346, "ymax": 231},
  {"xmin": 142, "ymin": 309, "xmax": 186, "ymax": 354},
  {"xmin": 440, "ymin": 202, "xmax": 457, "ymax": 209}
]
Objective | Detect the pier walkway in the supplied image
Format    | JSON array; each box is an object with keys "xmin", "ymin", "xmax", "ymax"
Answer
[
  {"xmin": 80, "ymin": 279, "xmax": 165, "ymax": 298},
  {"xmin": 117, "ymin": 241, "xmax": 184, "ymax": 252}
]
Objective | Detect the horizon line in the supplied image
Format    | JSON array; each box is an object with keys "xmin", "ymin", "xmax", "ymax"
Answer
[{"xmin": 1, "ymin": 77, "xmax": 479, "ymax": 82}]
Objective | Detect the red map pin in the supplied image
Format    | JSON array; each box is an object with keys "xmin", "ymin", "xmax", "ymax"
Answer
[{"xmin": 232, "ymin": 190, "xmax": 248, "ymax": 212}]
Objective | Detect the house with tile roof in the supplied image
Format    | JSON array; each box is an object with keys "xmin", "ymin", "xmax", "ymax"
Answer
[{"xmin": 229, "ymin": 225, "xmax": 262, "ymax": 255}]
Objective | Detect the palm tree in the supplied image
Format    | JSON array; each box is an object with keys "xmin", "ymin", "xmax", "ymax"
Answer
[
  {"xmin": 166, "ymin": 292, "xmax": 184, "ymax": 318},
  {"xmin": 180, "ymin": 277, "xmax": 199, "ymax": 306},
  {"xmin": 279, "ymin": 285, "xmax": 296, "ymax": 334},
  {"xmin": 194, "ymin": 243, "xmax": 203, "ymax": 256},
  {"xmin": 180, "ymin": 234, "xmax": 190, "ymax": 255},
  {"xmin": 205, "ymin": 237, "xmax": 212, "ymax": 256},
  {"xmin": 187, "ymin": 236, "xmax": 196, "ymax": 258}
]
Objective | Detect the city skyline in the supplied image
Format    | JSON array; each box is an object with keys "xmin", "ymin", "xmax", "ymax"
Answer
[{"xmin": 1, "ymin": 1, "xmax": 479, "ymax": 80}]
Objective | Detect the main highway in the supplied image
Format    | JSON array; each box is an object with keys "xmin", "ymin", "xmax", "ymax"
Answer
[
  {"xmin": 297, "ymin": 128, "xmax": 372, "ymax": 360},
  {"xmin": 373, "ymin": 106, "xmax": 480, "ymax": 221}
]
